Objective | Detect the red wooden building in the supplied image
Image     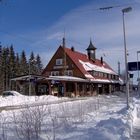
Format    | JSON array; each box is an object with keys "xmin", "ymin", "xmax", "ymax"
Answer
[
  {"xmin": 39, "ymin": 38, "xmax": 123, "ymax": 97},
  {"xmin": 11, "ymin": 38, "xmax": 123, "ymax": 96}
]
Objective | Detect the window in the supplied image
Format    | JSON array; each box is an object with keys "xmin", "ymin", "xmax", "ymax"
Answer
[
  {"xmin": 64, "ymin": 70, "xmax": 73, "ymax": 76},
  {"xmin": 107, "ymin": 74, "xmax": 109, "ymax": 78},
  {"xmin": 56, "ymin": 59, "xmax": 63, "ymax": 65},
  {"xmin": 111, "ymin": 75, "xmax": 115, "ymax": 80},
  {"xmin": 86, "ymin": 84, "xmax": 90, "ymax": 92},
  {"xmin": 88, "ymin": 71, "xmax": 93, "ymax": 75},
  {"xmin": 93, "ymin": 71, "xmax": 99, "ymax": 77},
  {"xmin": 51, "ymin": 71, "xmax": 59, "ymax": 76},
  {"xmin": 108, "ymin": 74, "xmax": 111, "ymax": 79},
  {"xmin": 113, "ymin": 75, "xmax": 116, "ymax": 80},
  {"xmin": 115, "ymin": 75, "xmax": 119, "ymax": 80},
  {"xmin": 103, "ymin": 73, "xmax": 108, "ymax": 78},
  {"xmin": 99, "ymin": 72, "xmax": 103, "ymax": 77},
  {"xmin": 38, "ymin": 85, "xmax": 48, "ymax": 94}
]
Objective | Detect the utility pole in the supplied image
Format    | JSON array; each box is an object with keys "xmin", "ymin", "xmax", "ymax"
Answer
[
  {"xmin": 62, "ymin": 37, "xmax": 66, "ymax": 76},
  {"xmin": 137, "ymin": 51, "xmax": 140, "ymax": 92},
  {"xmin": 118, "ymin": 61, "xmax": 120, "ymax": 76},
  {"xmin": 122, "ymin": 7, "xmax": 132, "ymax": 109}
]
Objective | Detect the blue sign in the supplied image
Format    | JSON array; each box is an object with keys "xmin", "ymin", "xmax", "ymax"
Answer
[{"xmin": 128, "ymin": 62, "xmax": 140, "ymax": 71}]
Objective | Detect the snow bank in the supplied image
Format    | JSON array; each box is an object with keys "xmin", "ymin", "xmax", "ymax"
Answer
[
  {"xmin": 0, "ymin": 95, "xmax": 59, "ymax": 107},
  {"xmin": 96, "ymin": 118, "xmax": 128, "ymax": 140},
  {"xmin": 0, "ymin": 93, "xmax": 139, "ymax": 140},
  {"xmin": 123, "ymin": 97, "xmax": 140, "ymax": 138}
]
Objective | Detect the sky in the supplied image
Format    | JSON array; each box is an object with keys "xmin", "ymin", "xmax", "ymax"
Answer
[{"xmin": 0, "ymin": 0, "xmax": 140, "ymax": 83}]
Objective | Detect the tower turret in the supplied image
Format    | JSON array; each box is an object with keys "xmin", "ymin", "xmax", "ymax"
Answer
[{"xmin": 86, "ymin": 40, "xmax": 96, "ymax": 61}]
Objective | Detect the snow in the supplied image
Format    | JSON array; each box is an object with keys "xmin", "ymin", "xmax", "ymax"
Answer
[
  {"xmin": 0, "ymin": 93, "xmax": 59, "ymax": 107},
  {"xmin": 49, "ymin": 75, "xmax": 87, "ymax": 81},
  {"xmin": 85, "ymin": 74, "xmax": 94, "ymax": 79},
  {"xmin": 79, "ymin": 59, "xmax": 117, "ymax": 75},
  {"xmin": 0, "ymin": 91, "xmax": 139, "ymax": 140}
]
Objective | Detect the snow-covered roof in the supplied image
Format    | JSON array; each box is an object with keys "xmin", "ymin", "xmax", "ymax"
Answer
[
  {"xmin": 48, "ymin": 76, "xmax": 88, "ymax": 82},
  {"xmin": 64, "ymin": 47, "xmax": 118, "ymax": 78},
  {"xmin": 79, "ymin": 60, "xmax": 117, "ymax": 75}
]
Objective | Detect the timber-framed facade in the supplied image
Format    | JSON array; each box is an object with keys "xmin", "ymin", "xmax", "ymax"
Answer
[{"xmin": 11, "ymin": 39, "xmax": 123, "ymax": 97}]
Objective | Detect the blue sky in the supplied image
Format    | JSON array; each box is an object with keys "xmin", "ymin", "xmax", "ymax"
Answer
[{"xmin": 0, "ymin": 0, "xmax": 140, "ymax": 83}]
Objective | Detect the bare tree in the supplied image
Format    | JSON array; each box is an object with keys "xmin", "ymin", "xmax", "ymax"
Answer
[
  {"xmin": 12, "ymin": 105, "xmax": 48, "ymax": 140},
  {"xmin": 0, "ymin": 113, "xmax": 8, "ymax": 140}
]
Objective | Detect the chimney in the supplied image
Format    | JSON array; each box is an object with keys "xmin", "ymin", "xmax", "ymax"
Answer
[
  {"xmin": 71, "ymin": 46, "xmax": 75, "ymax": 52},
  {"xmin": 101, "ymin": 56, "xmax": 103, "ymax": 64}
]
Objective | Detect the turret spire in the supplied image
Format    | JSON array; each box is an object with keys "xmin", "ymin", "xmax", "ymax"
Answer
[{"xmin": 86, "ymin": 39, "xmax": 97, "ymax": 61}]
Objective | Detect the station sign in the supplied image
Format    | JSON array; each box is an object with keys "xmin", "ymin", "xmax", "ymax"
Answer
[{"xmin": 128, "ymin": 62, "xmax": 140, "ymax": 71}]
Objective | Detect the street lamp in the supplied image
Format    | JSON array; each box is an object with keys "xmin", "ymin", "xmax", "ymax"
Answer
[
  {"xmin": 137, "ymin": 51, "xmax": 140, "ymax": 91},
  {"xmin": 137, "ymin": 51, "xmax": 140, "ymax": 80},
  {"xmin": 122, "ymin": 7, "xmax": 132, "ymax": 109}
]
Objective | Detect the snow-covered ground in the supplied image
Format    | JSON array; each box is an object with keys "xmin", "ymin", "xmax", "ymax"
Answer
[{"xmin": 0, "ymin": 91, "xmax": 139, "ymax": 140}]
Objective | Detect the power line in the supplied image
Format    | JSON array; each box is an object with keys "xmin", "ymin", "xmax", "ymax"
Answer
[
  {"xmin": 99, "ymin": 3, "xmax": 136, "ymax": 10},
  {"xmin": 74, "ymin": 2, "xmax": 137, "ymax": 13}
]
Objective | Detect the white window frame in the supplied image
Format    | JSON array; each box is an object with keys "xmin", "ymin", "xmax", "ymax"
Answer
[
  {"xmin": 51, "ymin": 71, "xmax": 59, "ymax": 76},
  {"xmin": 64, "ymin": 70, "xmax": 73, "ymax": 76},
  {"xmin": 56, "ymin": 58, "xmax": 63, "ymax": 65}
]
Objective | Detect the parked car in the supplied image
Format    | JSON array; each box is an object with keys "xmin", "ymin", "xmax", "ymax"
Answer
[{"xmin": 2, "ymin": 91, "xmax": 22, "ymax": 97}]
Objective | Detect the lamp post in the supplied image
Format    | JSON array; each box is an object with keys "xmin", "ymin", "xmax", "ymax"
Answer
[
  {"xmin": 122, "ymin": 7, "xmax": 132, "ymax": 109},
  {"xmin": 137, "ymin": 51, "xmax": 140, "ymax": 92},
  {"xmin": 137, "ymin": 51, "xmax": 140, "ymax": 80},
  {"xmin": 29, "ymin": 60, "xmax": 31, "ymax": 96}
]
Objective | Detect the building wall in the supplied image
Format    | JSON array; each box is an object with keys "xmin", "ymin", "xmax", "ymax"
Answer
[{"xmin": 42, "ymin": 46, "xmax": 85, "ymax": 78}]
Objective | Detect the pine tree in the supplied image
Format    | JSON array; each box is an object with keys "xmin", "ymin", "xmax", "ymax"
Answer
[
  {"xmin": 0, "ymin": 44, "xmax": 44, "ymax": 94},
  {"xmin": 29, "ymin": 51, "xmax": 36, "ymax": 75},
  {"xmin": 0, "ymin": 44, "xmax": 3, "ymax": 93},
  {"xmin": 1, "ymin": 47, "xmax": 10, "ymax": 90},
  {"xmin": 36, "ymin": 54, "xmax": 43, "ymax": 75},
  {"xmin": 15, "ymin": 53, "xmax": 20, "ymax": 76},
  {"xmin": 0, "ymin": 44, "xmax": 2, "ymax": 62},
  {"xmin": 20, "ymin": 50, "xmax": 28, "ymax": 75},
  {"xmin": 9, "ymin": 45, "xmax": 16, "ymax": 78},
  {"xmin": 0, "ymin": 44, "xmax": 2, "ymax": 72}
]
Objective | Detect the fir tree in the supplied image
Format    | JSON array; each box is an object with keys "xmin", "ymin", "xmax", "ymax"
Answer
[
  {"xmin": 1, "ymin": 47, "xmax": 10, "ymax": 90},
  {"xmin": 20, "ymin": 50, "xmax": 28, "ymax": 75},
  {"xmin": 0, "ymin": 44, "xmax": 2, "ymax": 72},
  {"xmin": 15, "ymin": 53, "xmax": 20, "ymax": 76},
  {"xmin": 36, "ymin": 54, "xmax": 43, "ymax": 74},
  {"xmin": 0, "ymin": 44, "xmax": 43, "ymax": 94},
  {"xmin": 0, "ymin": 44, "xmax": 3, "ymax": 93},
  {"xmin": 29, "ymin": 51, "xmax": 36, "ymax": 75},
  {"xmin": 9, "ymin": 45, "xmax": 16, "ymax": 78}
]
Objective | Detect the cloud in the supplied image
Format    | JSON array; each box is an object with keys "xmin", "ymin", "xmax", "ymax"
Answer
[
  {"xmin": 47, "ymin": 32, "xmax": 63, "ymax": 40},
  {"xmin": 17, "ymin": 0, "xmax": 139, "ymax": 79}
]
